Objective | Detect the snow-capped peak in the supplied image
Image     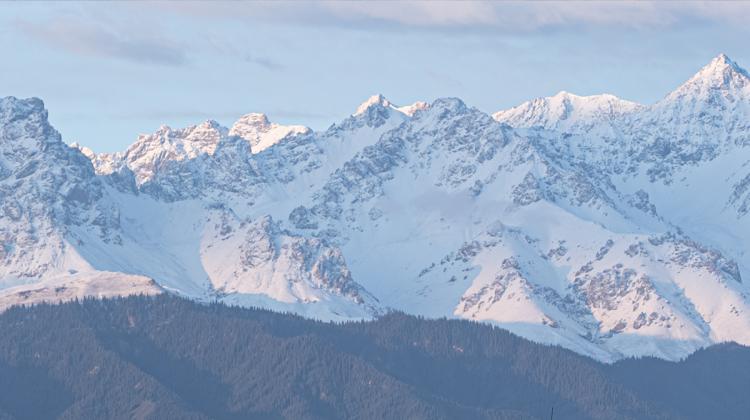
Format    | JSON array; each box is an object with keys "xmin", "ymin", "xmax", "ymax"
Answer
[
  {"xmin": 118, "ymin": 120, "xmax": 230, "ymax": 184},
  {"xmin": 352, "ymin": 94, "xmax": 429, "ymax": 121},
  {"xmin": 0, "ymin": 96, "xmax": 45, "ymax": 123},
  {"xmin": 342, "ymin": 94, "xmax": 417, "ymax": 129},
  {"xmin": 130, "ymin": 119, "xmax": 227, "ymax": 152},
  {"xmin": 233, "ymin": 112, "xmax": 270, "ymax": 127},
  {"xmin": 493, "ymin": 90, "xmax": 642, "ymax": 131},
  {"xmin": 141, "ymin": 120, "xmax": 226, "ymax": 143},
  {"xmin": 396, "ymin": 101, "xmax": 430, "ymax": 116},
  {"xmin": 694, "ymin": 53, "xmax": 750, "ymax": 83},
  {"xmin": 0, "ymin": 96, "xmax": 60, "ymax": 149},
  {"xmin": 353, "ymin": 94, "xmax": 393, "ymax": 116},
  {"xmin": 646, "ymin": 54, "xmax": 750, "ymax": 144},
  {"xmin": 229, "ymin": 113, "xmax": 310, "ymax": 154},
  {"xmin": 663, "ymin": 53, "xmax": 750, "ymax": 102},
  {"xmin": 0, "ymin": 97, "xmax": 71, "ymax": 182}
]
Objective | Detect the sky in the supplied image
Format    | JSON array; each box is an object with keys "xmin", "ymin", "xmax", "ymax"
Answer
[{"xmin": 1, "ymin": 1, "xmax": 750, "ymax": 152}]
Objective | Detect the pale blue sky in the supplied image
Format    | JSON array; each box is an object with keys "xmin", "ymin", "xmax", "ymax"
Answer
[{"xmin": 1, "ymin": 1, "xmax": 749, "ymax": 152}]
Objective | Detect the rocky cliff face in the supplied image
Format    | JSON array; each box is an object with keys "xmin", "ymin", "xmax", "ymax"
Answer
[{"xmin": 0, "ymin": 97, "xmax": 161, "ymax": 304}]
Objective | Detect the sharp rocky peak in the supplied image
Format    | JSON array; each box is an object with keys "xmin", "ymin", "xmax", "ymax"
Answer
[
  {"xmin": 229, "ymin": 112, "xmax": 310, "ymax": 153},
  {"xmin": 232, "ymin": 113, "xmax": 271, "ymax": 128},
  {"xmin": 343, "ymin": 95, "xmax": 433, "ymax": 131},
  {"xmin": 353, "ymin": 94, "xmax": 430, "ymax": 118},
  {"xmin": 115, "ymin": 119, "xmax": 232, "ymax": 184},
  {"xmin": 428, "ymin": 97, "xmax": 467, "ymax": 113},
  {"xmin": 663, "ymin": 53, "xmax": 750, "ymax": 101},
  {"xmin": 353, "ymin": 94, "xmax": 393, "ymax": 116},
  {"xmin": 0, "ymin": 96, "xmax": 61, "ymax": 147},
  {"xmin": 699, "ymin": 53, "xmax": 750, "ymax": 80},
  {"xmin": 0, "ymin": 96, "xmax": 46, "ymax": 122},
  {"xmin": 127, "ymin": 121, "xmax": 227, "ymax": 155},
  {"xmin": 144, "ymin": 119, "xmax": 227, "ymax": 140}
]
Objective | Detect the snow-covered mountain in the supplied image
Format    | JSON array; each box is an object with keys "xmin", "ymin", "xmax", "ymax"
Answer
[
  {"xmin": 0, "ymin": 97, "xmax": 162, "ymax": 308},
  {"xmin": 229, "ymin": 113, "xmax": 310, "ymax": 153},
  {"xmin": 2, "ymin": 54, "xmax": 750, "ymax": 362},
  {"xmin": 492, "ymin": 91, "xmax": 644, "ymax": 135}
]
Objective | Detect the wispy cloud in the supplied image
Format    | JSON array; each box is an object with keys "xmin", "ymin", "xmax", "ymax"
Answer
[
  {"xmin": 155, "ymin": 1, "xmax": 750, "ymax": 32},
  {"xmin": 16, "ymin": 17, "xmax": 188, "ymax": 66},
  {"xmin": 244, "ymin": 54, "xmax": 284, "ymax": 71}
]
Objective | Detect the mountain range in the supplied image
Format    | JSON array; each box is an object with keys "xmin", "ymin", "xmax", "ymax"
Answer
[{"xmin": 1, "ymin": 54, "xmax": 750, "ymax": 362}]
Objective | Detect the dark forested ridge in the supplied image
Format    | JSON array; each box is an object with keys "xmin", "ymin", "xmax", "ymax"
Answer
[{"xmin": 0, "ymin": 296, "xmax": 746, "ymax": 420}]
